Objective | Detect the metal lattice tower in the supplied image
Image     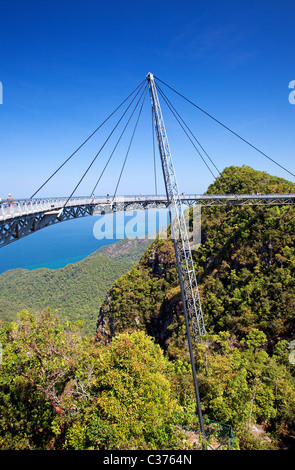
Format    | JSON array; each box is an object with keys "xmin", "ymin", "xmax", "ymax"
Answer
[
  {"xmin": 147, "ymin": 72, "xmax": 206, "ymax": 437},
  {"xmin": 147, "ymin": 73, "xmax": 206, "ymax": 341}
]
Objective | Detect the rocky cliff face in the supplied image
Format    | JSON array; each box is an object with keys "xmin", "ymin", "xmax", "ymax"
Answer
[{"xmin": 95, "ymin": 237, "xmax": 185, "ymax": 354}]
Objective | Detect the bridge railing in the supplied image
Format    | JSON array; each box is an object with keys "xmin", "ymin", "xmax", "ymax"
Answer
[
  {"xmin": 0, "ymin": 197, "xmax": 92, "ymax": 221},
  {"xmin": 0, "ymin": 195, "xmax": 166, "ymax": 220},
  {"xmin": 1, "ymin": 193, "xmax": 295, "ymax": 221}
]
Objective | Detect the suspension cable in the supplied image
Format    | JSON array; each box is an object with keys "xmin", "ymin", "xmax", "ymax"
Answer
[
  {"xmin": 154, "ymin": 76, "xmax": 295, "ymax": 179},
  {"xmin": 30, "ymin": 79, "xmax": 146, "ymax": 199},
  {"xmin": 90, "ymin": 83, "xmax": 148, "ymax": 197},
  {"xmin": 151, "ymin": 100, "xmax": 158, "ymax": 196},
  {"xmin": 156, "ymin": 83, "xmax": 219, "ymax": 181},
  {"xmin": 156, "ymin": 82, "xmax": 222, "ymax": 178},
  {"xmin": 63, "ymin": 81, "xmax": 147, "ymax": 207},
  {"xmin": 112, "ymin": 87, "xmax": 148, "ymax": 200}
]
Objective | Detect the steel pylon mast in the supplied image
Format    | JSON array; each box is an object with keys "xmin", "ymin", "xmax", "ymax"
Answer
[
  {"xmin": 147, "ymin": 72, "xmax": 206, "ymax": 437},
  {"xmin": 147, "ymin": 73, "xmax": 206, "ymax": 340}
]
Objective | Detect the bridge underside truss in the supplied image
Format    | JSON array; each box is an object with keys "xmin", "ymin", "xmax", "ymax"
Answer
[
  {"xmin": 94, "ymin": 195, "xmax": 295, "ymax": 215},
  {"xmin": 0, "ymin": 204, "xmax": 95, "ymax": 248},
  {"xmin": 189, "ymin": 195, "xmax": 295, "ymax": 207},
  {"xmin": 1, "ymin": 194, "xmax": 295, "ymax": 248}
]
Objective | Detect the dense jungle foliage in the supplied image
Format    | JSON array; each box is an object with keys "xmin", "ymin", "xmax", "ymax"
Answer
[
  {"xmin": 1, "ymin": 166, "xmax": 295, "ymax": 450},
  {"xmin": 0, "ymin": 238, "xmax": 152, "ymax": 335},
  {"xmin": 98, "ymin": 166, "xmax": 295, "ymax": 350},
  {"xmin": 96, "ymin": 166, "xmax": 295, "ymax": 448}
]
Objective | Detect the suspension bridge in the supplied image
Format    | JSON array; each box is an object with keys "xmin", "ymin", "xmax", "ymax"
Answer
[
  {"xmin": 1, "ymin": 192, "xmax": 295, "ymax": 249},
  {"xmin": 1, "ymin": 72, "xmax": 294, "ymax": 440}
]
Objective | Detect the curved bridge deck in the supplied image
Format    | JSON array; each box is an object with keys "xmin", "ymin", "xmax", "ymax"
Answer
[{"xmin": 1, "ymin": 193, "xmax": 295, "ymax": 248}]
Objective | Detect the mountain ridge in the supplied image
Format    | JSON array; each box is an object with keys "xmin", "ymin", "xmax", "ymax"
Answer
[
  {"xmin": 0, "ymin": 237, "xmax": 152, "ymax": 335},
  {"xmin": 96, "ymin": 165, "xmax": 295, "ymax": 352}
]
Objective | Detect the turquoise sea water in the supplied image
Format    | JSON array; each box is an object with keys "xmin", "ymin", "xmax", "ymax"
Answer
[{"xmin": 0, "ymin": 210, "xmax": 169, "ymax": 274}]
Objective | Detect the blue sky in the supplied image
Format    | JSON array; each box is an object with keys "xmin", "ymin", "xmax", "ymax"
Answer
[{"xmin": 1, "ymin": 0, "xmax": 294, "ymax": 199}]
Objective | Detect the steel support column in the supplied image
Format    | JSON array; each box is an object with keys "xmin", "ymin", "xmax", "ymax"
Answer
[{"xmin": 147, "ymin": 72, "xmax": 206, "ymax": 438}]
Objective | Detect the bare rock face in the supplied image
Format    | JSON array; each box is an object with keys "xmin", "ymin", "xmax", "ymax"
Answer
[{"xmin": 95, "ymin": 294, "xmax": 115, "ymax": 344}]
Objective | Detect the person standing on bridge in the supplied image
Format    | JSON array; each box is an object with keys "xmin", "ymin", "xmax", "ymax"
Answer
[{"xmin": 6, "ymin": 194, "xmax": 14, "ymax": 206}]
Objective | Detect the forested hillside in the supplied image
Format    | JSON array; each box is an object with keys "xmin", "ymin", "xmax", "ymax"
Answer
[
  {"xmin": 0, "ymin": 237, "xmax": 152, "ymax": 335},
  {"xmin": 96, "ymin": 166, "xmax": 295, "ymax": 448},
  {"xmin": 1, "ymin": 166, "xmax": 295, "ymax": 450},
  {"xmin": 98, "ymin": 165, "xmax": 295, "ymax": 350}
]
